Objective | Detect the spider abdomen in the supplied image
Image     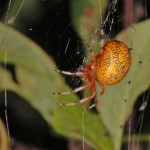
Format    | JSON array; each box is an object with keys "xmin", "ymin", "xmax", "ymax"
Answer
[{"xmin": 96, "ymin": 40, "xmax": 131, "ymax": 85}]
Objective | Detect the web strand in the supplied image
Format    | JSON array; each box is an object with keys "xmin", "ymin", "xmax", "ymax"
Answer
[
  {"xmin": 128, "ymin": 115, "xmax": 132, "ymax": 150},
  {"xmin": 14, "ymin": 0, "xmax": 25, "ymax": 24},
  {"xmin": 3, "ymin": 0, "xmax": 26, "ymax": 147},
  {"xmin": 144, "ymin": 0, "xmax": 148, "ymax": 19},
  {"xmin": 1, "ymin": 14, "xmax": 11, "ymax": 145},
  {"xmin": 98, "ymin": 0, "xmax": 103, "ymax": 23},
  {"xmin": 82, "ymin": 110, "xmax": 85, "ymax": 150},
  {"xmin": 5, "ymin": 0, "xmax": 12, "ymax": 23},
  {"xmin": 4, "ymin": 51, "xmax": 11, "ymax": 145}
]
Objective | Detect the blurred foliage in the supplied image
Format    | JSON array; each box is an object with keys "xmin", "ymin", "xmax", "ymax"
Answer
[
  {"xmin": 0, "ymin": 0, "xmax": 150, "ymax": 150},
  {"xmin": 71, "ymin": 0, "xmax": 108, "ymax": 43},
  {"xmin": 3, "ymin": 0, "xmax": 41, "ymax": 28},
  {"xmin": 0, "ymin": 22, "xmax": 76, "ymax": 122}
]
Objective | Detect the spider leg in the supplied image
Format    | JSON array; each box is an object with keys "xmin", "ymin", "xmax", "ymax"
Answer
[
  {"xmin": 94, "ymin": 25, "xmax": 105, "ymax": 58},
  {"xmin": 53, "ymin": 83, "xmax": 92, "ymax": 95},
  {"xmin": 59, "ymin": 82, "xmax": 96, "ymax": 106},
  {"xmin": 87, "ymin": 100, "xmax": 98, "ymax": 110},
  {"xmin": 55, "ymin": 69, "xmax": 84, "ymax": 76},
  {"xmin": 95, "ymin": 47, "xmax": 105, "ymax": 59},
  {"xmin": 100, "ymin": 83, "xmax": 105, "ymax": 95},
  {"xmin": 96, "ymin": 79, "xmax": 105, "ymax": 95},
  {"xmin": 100, "ymin": 27, "xmax": 105, "ymax": 48}
]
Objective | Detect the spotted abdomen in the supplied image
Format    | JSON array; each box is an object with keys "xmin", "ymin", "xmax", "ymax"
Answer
[{"xmin": 96, "ymin": 40, "xmax": 131, "ymax": 85}]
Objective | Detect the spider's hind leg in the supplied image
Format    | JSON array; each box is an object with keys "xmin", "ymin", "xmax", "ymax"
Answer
[
  {"xmin": 86, "ymin": 100, "xmax": 98, "ymax": 110},
  {"xmin": 53, "ymin": 83, "xmax": 92, "ymax": 95},
  {"xmin": 59, "ymin": 82, "xmax": 96, "ymax": 106}
]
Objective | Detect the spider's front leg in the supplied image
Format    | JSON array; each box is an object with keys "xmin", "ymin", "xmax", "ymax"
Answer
[{"xmin": 55, "ymin": 69, "xmax": 84, "ymax": 76}]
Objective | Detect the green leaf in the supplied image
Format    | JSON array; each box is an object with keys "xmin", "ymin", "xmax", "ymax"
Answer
[
  {"xmin": 3, "ymin": 0, "xmax": 40, "ymax": 26},
  {"xmin": 71, "ymin": 0, "xmax": 108, "ymax": 43},
  {"xmin": 0, "ymin": 23, "xmax": 113, "ymax": 150},
  {"xmin": 52, "ymin": 107, "xmax": 113, "ymax": 150},
  {"xmin": 0, "ymin": 119, "xmax": 8, "ymax": 150},
  {"xmin": 98, "ymin": 20, "xmax": 150, "ymax": 150},
  {"xmin": 71, "ymin": 0, "xmax": 108, "ymax": 57},
  {"xmin": 0, "ymin": 22, "xmax": 77, "ymax": 122}
]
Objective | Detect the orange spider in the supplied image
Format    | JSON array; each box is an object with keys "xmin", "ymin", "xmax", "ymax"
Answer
[{"xmin": 54, "ymin": 28, "xmax": 131, "ymax": 109}]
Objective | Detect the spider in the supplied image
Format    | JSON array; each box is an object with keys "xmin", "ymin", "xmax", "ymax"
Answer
[{"xmin": 54, "ymin": 27, "xmax": 131, "ymax": 109}]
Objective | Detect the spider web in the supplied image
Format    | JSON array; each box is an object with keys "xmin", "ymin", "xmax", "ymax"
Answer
[{"xmin": 0, "ymin": 0, "xmax": 150, "ymax": 150}]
